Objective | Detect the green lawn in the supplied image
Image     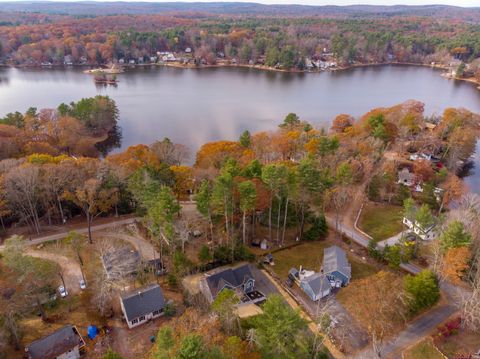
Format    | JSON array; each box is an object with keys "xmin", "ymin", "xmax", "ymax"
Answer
[
  {"xmin": 404, "ymin": 339, "xmax": 444, "ymax": 359},
  {"xmin": 271, "ymin": 239, "xmax": 379, "ymax": 281},
  {"xmin": 358, "ymin": 203, "xmax": 404, "ymax": 241}
]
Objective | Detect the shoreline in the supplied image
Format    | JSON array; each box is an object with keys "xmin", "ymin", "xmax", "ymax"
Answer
[{"xmin": 1, "ymin": 60, "xmax": 479, "ymax": 89}]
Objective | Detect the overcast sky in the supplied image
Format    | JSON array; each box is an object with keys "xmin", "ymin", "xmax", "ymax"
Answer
[{"xmin": 0, "ymin": 0, "xmax": 478, "ymax": 5}]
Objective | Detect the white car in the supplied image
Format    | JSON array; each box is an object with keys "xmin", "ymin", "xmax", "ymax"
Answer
[
  {"xmin": 58, "ymin": 286, "xmax": 68, "ymax": 298},
  {"xmin": 79, "ymin": 280, "xmax": 86, "ymax": 290}
]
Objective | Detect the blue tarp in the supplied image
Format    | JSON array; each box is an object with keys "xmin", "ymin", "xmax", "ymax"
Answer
[{"xmin": 87, "ymin": 325, "xmax": 98, "ymax": 340}]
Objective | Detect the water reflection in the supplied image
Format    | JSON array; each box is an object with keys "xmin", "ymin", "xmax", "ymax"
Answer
[{"xmin": 1, "ymin": 65, "xmax": 480, "ymax": 189}]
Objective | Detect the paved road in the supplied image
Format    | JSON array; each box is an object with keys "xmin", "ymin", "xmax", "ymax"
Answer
[
  {"xmin": 377, "ymin": 232, "xmax": 404, "ymax": 249},
  {"xmin": 0, "ymin": 216, "xmax": 139, "ymax": 250},
  {"xmin": 325, "ymin": 214, "xmax": 470, "ymax": 359},
  {"xmin": 325, "ymin": 216, "xmax": 421, "ymax": 275}
]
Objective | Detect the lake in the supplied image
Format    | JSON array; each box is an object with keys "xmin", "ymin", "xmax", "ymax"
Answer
[{"xmin": 1, "ymin": 65, "xmax": 480, "ymax": 189}]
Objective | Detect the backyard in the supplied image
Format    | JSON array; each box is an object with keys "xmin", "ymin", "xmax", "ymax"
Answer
[
  {"xmin": 436, "ymin": 327, "xmax": 480, "ymax": 358},
  {"xmin": 358, "ymin": 202, "xmax": 404, "ymax": 241},
  {"xmin": 270, "ymin": 236, "xmax": 380, "ymax": 281},
  {"xmin": 403, "ymin": 339, "xmax": 444, "ymax": 359}
]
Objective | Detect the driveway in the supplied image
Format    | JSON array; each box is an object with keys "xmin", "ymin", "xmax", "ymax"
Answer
[
  {"xmin": 102, "ymin": 229, "xmax": 159, "ymax": 261},
  {"xmin": 26, "ymin": 249, "xmax": 83, "ymax": 295}
]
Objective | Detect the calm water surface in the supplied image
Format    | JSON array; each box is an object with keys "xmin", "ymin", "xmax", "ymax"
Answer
[{"xmin": 1, "ymin": 65, "xmax": 480, "ymax": 189}]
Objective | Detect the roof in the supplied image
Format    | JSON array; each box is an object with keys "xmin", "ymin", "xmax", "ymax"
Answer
[
  {"xmin": 398, "ymin": 167, "xmax": 415, "ymax": 182},
  {"xmin": 302, "ymin": 273, "xmax": 331, "ymax": 296},
  {"xmin": 323, "ymin": 246, "xmax": 351, "ymax": 280},
  {"xmin": 26, "ymin": 325, "xmax": 84, "ymax": 359},
  {"xmin": 205, "ymin": 264, "xmax": 254, "ymax": 299},
  {"xmin": 121, "ymin": 284, "xmax": 165, "ymax": 322}
]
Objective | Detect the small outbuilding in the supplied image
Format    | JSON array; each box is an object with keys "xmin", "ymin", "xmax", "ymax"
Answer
[{"xmin": 120, "ymin": 284, "xmax": 166, "ymax": 329}]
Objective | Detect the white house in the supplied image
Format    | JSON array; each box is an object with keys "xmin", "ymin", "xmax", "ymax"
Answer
[
  {"xmin": 120, "ymin": 284, "xmax": 166, "ymax": 329},
  {"xmin": 403, "ymin": 217, "xmax": 437, "ymax": 241},
  {"xmin": 26, "ymin": 325, "xmax": 85, "ymax": 359}
]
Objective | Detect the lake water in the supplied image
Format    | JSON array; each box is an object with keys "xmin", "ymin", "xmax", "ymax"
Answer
[{"xmin": 1, "ymin": 65, "xmax": 480, "ymax": 189}]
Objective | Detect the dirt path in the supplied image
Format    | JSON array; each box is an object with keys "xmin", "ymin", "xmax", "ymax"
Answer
[
  {"xmin": 0, "ymin": 216, "xmax": 139, "ymax": 250},
  {"xmin": 102, "ymin": 230, "xmax": 159, "ymax": 261},
  {"xmin": 25, "ymin": 249, "xmax": 83, "ymax": 295}
]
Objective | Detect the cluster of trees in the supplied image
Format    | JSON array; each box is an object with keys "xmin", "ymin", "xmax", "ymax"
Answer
[
  {"xmin": 1, "ymin": 12, "xmax": 480, "ymax": 71},
  {"xmin": 151, "ymin": 294, "xmax": 327, "ymax": 359},
  {"xmin": 342, "ymin": 269, "xmax": 439, "ymax": 357},
  {"xmin": 0, "ymin": 96, "xmax": 120, "ymax": 160},
  {"xmin": 435, "ymin": 194, "xmax": 480, "ymax": 332}
]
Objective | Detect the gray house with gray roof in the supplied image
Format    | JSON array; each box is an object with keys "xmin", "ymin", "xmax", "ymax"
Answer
[
  {"xmin": 120, "ymin": 284, "xmax": 165, "ymax": 329},
  {"xmin": 201, "ymin": 264, "xmax": 255, "ymax": 302},
  {"xmin": 322, "ymin": 246, "xmax": 351, "ymax": 286},
  {"xmin": 300, "ymin": 273, "xmax": 331, "ymax": 301}
]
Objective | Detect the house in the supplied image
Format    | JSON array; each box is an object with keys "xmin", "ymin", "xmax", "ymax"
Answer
[
  {"xmin": 403, "ymin": 217, "xmax": 437, "ymax": 241},
  {"xmin": 101, "ymin": 247, "xmax": 141, "ymax": 280},
  {"xmin": 185, "ymin": 47, "xmax": 192, "ymax": 54},
  {"xmin": 150, "ymin": 56, "xmax": 157, "ymax": 63},
  {"xmin": 300, "ymin": 273, "xmax": 331, "ymax": 301},
  {"xmin": 260, "ymin": 239, "xmax": 268, "ymax": 250},
  {"xmin": 129, "ymin": 59, "xmax": 136, "ymax": 65},
  {"xmin": 118, "ymin": 58, "xmax": 125, "ymax": 64},
  {"xmin": 322, "ymin": 246, "xmax": 351, "ymax": 286},
  {"xmin": 63, "ymin": 55, "xmax": 74, "ymax": 66},
  {"xmin": 398, "ymin": 167, "xmax": 415, "ymax": 186},
  {"xmin": 200, "ymin": 264, "xmax": 255, "ymax": 302},
  {"xmin": 25, "ymin": 325, "xmax": 85, "ymax": 359},
  {"xmin": 120, "ymin": 284, "xmax": 166, "ymax": 329}
]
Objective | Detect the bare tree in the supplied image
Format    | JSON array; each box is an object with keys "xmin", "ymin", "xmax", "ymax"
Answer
[{"xmin": 4, "ymin": 165, "xmax": 42, "ymax": 235}]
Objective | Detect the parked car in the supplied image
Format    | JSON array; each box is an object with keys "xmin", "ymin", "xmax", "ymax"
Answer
[
  {"xmin": 79, "ymin": 280, "xmax": 86, "ymax": 290},
  {"xmin": 58, "ymin": 286, "xmax": 68, "ymax": 298}
]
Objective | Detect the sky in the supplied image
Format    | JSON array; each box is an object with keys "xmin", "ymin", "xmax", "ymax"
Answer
[{"xmin": 0, "ymin": 0, "xmax": 479, "ymax": 6}]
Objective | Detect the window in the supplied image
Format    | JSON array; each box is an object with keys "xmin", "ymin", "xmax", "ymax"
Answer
[
  {"xmin": 131, "ymin": 319, "xmax": 138, "ymax": 324},
  {"xmin": 153, "ymin": 310, "xmax": 159, "ymax": 315},
  {"xmin": 139, "ymin": 316, "xmax": 145, "ymax": 321}
]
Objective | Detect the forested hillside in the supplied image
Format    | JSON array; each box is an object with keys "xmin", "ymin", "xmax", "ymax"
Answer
[{"xmin": 0, "ymin": 3, "xmax": 479, "ymax": 77}]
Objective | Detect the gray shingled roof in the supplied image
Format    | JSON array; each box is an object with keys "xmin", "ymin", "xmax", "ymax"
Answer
[
  {"xmin": 121, "ymin": 284, "xmax": 165, "ymax": 322},
  {"xmin": 304, "ymin": 273, "xmax": 331, "ymax": 297},
  {"xmin": 322, "ymin": 246, "xmax": 351, "ymax": 279},
  {"xmin": 205, "ymin": 264, "xmax": 254, "ymax": 298},
  {"xmin": 26, "ymin": 325, "xmax": 83, "ymax": 359}
]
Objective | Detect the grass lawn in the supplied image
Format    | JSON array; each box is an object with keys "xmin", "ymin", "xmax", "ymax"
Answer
[
  {"xmin": 358, "ymin": 203, "xmax": 404, "ymax": 241},
  {"xmin": 437, "ymin": 328, "xmax": 480, "ymax": 358},
  {"xmin": 404, "ymin": 339, "xmax": 444, "ymax": 359},
  {"xmin": 271, "ymin": 238, "xmax": 379, "ymax": 281}
]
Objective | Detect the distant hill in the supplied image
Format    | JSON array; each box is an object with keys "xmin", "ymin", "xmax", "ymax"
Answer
[{"xmin": 0, "ymin": 1, "xmax": 480, "ymax": 20}]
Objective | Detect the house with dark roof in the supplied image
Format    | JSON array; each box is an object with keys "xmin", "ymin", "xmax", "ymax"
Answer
[
  {"xmin": 300, "ymin": 273, "xmax": 331, "ymax": 301},
  {"xmin": 200, "ymin": 264, "xmax": 255, "ymax": 302},
  {"xmin": 25, "ymin": 325, "xmax": 85, "ymax": 359},
  {"xmin": 322, "ymin": 246, "xmax": 351, "ymax": 286},
  {"xmin": 120, "ymin": 284, "xmax": 166, "ymax": 329}
]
